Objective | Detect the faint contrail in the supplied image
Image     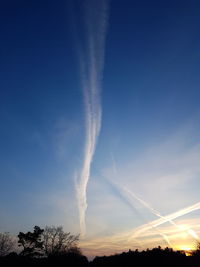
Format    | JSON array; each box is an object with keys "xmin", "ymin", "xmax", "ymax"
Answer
[
  {"xmin": 128, "ymin": 201, "xmax": 200, "ymax": 240},
  {"xmin": 91, "ymin": 201, "xmax": 200, "ymax": 243},
  {"xmin": 124, "ymin": 189, "xmax": 173, "ymax": 246},
  {"xmin": 76, "ymin": 0, "xmax": 110, "ymax": 237},
  {"xmin": 108, "ymin": 180, "xmax": 173, "ymax": 246},
  {"xmin": 111, "ymin": 181, "xmax": 200, "ymax": 242},
  {"xmin": 80, "ymin": 202, "xmax": 200, "ymax": 253},
  {"xmin": 120, "ymin": 186, "xmax": 200, "ymax": 241},
  {"xmin": 108, "ymin": 158, "xmax": 173, "ymax": 246},
  {"xmin": 109, "ymin": 155, "xmax": 200, "ymax": 243}
]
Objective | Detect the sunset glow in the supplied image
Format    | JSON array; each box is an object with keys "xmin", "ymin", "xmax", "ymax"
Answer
[{"xmin": 1, "ymin": 0, "xmax": 200, "ymax": 260}]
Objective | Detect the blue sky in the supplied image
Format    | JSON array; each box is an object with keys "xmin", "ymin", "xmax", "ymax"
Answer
[{"xmin": 1, "ymin": 0, "xmax": 200, "ymax": 257}]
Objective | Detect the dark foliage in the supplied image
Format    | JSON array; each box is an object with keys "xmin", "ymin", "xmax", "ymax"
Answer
[
  {"xmin": 90, "ymin": 247, "xmax": 200, "ymax": 267},
  {"xmin": 18, "ymin": 226, "xmax": 44, "ymax": 257},
  {"xmin": 1, "ymin": 246, "xmax": 200, "ymax": 267},
  {"xmin": 0, "ymin": 252, "xmax": 89, "ymax": 267}
]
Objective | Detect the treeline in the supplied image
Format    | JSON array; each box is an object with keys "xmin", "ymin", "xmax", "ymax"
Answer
[
  {"xmin": 91, "ymin": 247, "xmax": 200, "ymax": 267},
  {"xmin": 1, "ymin": 226, "xmax": 200, "ymax": 266}
]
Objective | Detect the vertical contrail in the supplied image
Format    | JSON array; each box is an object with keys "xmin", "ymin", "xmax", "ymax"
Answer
[{"xmin": 76, "ymin": 0, "xmax": 110, "ymax": 237}]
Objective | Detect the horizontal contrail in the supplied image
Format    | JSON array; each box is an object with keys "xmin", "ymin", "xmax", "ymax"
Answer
[{"xmin": 76, "ymin": 0, "xmax": 110, "ymax": 237}]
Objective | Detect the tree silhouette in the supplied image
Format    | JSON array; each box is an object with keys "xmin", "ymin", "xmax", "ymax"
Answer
[
  {"xmin": 0, "ymin": 232, "xmax": 14, "ymax": 257},
  {"xmin": 18, "ymin": 226, "xmax": 44, "ymax": 257},
  {"xmin": 192, "ymin": 241, "xmax": 200, "ymax": 257},
  {"xmin": 42, "ymin": 226, "xmax": 80, "ymax": 256}
]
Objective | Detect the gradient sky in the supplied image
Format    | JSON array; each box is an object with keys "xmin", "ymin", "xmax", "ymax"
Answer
[{"xmin": 1, "ymin": 0, "xmax": 200, "ymax": 258}]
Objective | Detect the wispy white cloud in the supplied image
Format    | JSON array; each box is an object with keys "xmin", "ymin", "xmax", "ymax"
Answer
[{"xmin": 75, "ymin": 0, "xmax": 110, "ymax": 237}]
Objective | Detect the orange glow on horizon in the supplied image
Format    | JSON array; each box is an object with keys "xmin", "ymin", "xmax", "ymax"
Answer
[
  {"xmin": 177, "ymin": 245, "xmax": 194, "ymax": 251},
  {"xmin": 176, "ymin": 245, "xmax": 195, "ymax": 256}
]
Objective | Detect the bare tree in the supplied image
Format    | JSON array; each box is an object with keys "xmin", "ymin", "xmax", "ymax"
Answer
[
  {"xmin": 42, "ymin": 226, "xmax": 79, "ymax": 256},
  {"xmin": 0, "ymin": 232, "xmax": 14, "ymax": 257}
]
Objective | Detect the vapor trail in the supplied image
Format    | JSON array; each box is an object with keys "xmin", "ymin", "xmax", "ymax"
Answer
[
  {"xmin": 76, "ymin": 0, "xmax": 110, "ymax": 237},
  {"xmin": 80, "ymin": 202, "xmax": 200, "ymax": 254},
  {"xmin": 128, "ymin": 201, "xmax": 200, "ymax": 240},
  {"xmin": 120, "ymin": 186, "xmax": 199, "ymax": 241},
  {"xmin": 108, "ymin": 156, "xmax": 173, "ymax": 246},
  {"xmin": 124, "ymin": 188, "xmax": 173, "ymax": 246},
  {"xmin": 108, "ymin": 181, "xmax": 173, "ymax": 246},
  {"xmin": 109, "ymin": 154, "xmax": 199, "ymax": 243}
]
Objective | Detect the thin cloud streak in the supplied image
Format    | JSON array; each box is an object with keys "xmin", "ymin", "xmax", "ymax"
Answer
[
  {"xmin": 108, "ymin": 155, "xmax": 173, "ymax": 246},
  {"xmin": 116, "ymin": 183, "xmax": 200, "ymax": 242},
  {"xmin": 127, "ymin": 201, "xmax": 200, "ymax": 240},
  {"xmin": 120, "ymin": 185, "xmax": 173, "ymax": 247},
  {"xmin": 76, "ymin": 0, "xmax": 110, "ymax": 237},
  {"xmin": 106, "ymin": 178, "xmax": 173, "ymax": 247},
  {"xmin": 80, "ymin": 203, "xmax": 200, "ymax": 256}
]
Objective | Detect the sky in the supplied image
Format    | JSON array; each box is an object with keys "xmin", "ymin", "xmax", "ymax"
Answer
[{"xmin": 1, "ymin": 0, "xmax": 200, "ymax": 258}]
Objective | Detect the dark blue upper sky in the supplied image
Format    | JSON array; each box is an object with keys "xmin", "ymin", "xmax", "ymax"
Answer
[{"xmin": 1, "ymin": 0, "xmax": 200, "ymax": 253}]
